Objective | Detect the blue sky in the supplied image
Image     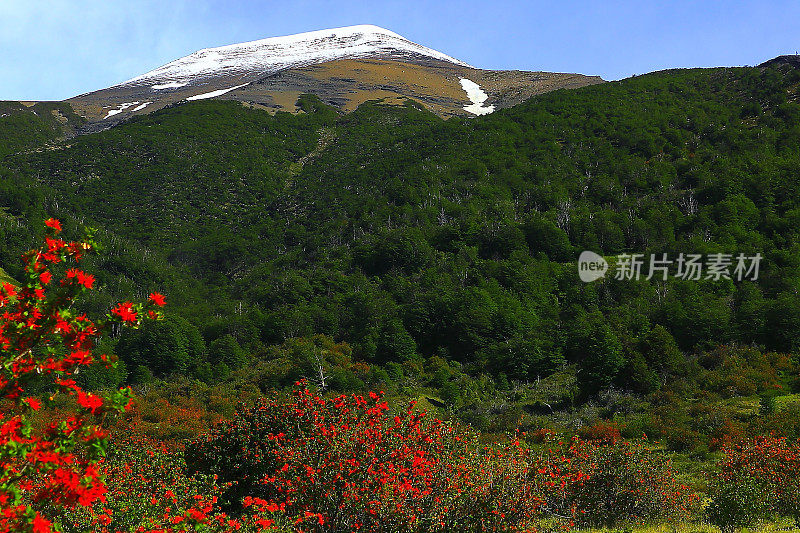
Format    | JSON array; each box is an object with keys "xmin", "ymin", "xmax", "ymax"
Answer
[{"xmin": 2, "ymin": 0, "xmax": 799, "ymax": 101}]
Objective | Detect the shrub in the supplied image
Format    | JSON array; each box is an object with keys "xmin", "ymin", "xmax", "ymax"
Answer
[
  {"xmin": 577, "ymin": 421, "xmax": 622, "ymax": 443},
  {"xmin": 706, "ymin": 475, "xmax": 771, "ymax": 533},
  {"xmin": 708, "ymin": 435, "xmax": 800, "ymax": 530},
  {"xmin": 187, "ymin": 385, "xmax": 543, "ymax": 532},
  {"xmin": 56, "ymin": 431, "xmax": 228, "ymax": 533},
  {"xmin": 186, "ymin": 384, "xmax": 697, "ymax": 531},
  {"xmin": 760, "ymin": 392, "xmax": 778, "ymax": 415},
  {"xmin": 543, "ymin": 437, "xmax": 698, "ymax": 526}
]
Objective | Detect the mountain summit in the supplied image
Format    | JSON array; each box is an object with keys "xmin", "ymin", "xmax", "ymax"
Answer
[
  {"xmin": 68, "ymin": 25, "xmax": 603, "ymax": 128},
  {"xmin": 117, "ymin": 25, "xmax": 472, "ymax": 88}
]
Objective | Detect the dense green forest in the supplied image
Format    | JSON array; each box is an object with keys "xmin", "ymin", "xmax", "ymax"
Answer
[{"xmin": 3, "ymin": 62, "xmax": 800, "ymax": 414}]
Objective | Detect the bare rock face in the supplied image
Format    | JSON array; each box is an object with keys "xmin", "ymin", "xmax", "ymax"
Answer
[{"xmin": 66, "ymin": 25, "xmax": 603, "ymax": 128}]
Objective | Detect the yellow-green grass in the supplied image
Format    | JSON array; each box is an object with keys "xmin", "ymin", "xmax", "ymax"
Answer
[
  {"xmin": 0, "ymin": 267, "xmax": 16, "ymax": 286},
  {"xmin": 575, "ymin": 517, "xmax": 800, "ymax": 533},
  {"xmin": 775, "ymin": 393, "xmax": 800, "ymax": 411},
  {"xmin": 721, "ymin": 395, "xmax": 760, "ymax": 417}
]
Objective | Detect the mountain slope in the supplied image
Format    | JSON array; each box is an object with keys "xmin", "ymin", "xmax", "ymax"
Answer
[
  {"xmin": 0, "ymin": 101, "xmax": 85, "ymax": 157},
  {"xmin": 66, "ymin": 25, "xmax": 603, "ymax": 126}
]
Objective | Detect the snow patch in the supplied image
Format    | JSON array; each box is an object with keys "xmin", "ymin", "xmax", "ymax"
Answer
[
  {"xmin": 459, "ymin": 78, "xmax": 494, "ymax": 116},
  {"xmin": 152, "ymin": 81, "xmax": 188, "ymax": 90},
  {"xmin": 131, "ymin": 102, "xmax": 151, "ymax": 112},
  {"xmin": 104, "ymin": 101, "xmax": 140, "ymax": 119},
  {"xmin": 185, "ymin": 83, "xmax": 249, "ymax": 101}
]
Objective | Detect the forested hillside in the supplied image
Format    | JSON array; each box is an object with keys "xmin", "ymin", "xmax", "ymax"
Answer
[{"xmin": 3, "ymin": 63, "xmax": 800, "ymax": 399}]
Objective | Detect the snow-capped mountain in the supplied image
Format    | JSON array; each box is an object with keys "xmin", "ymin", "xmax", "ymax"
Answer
[
  {"xmin": 67, "ymin": 25, "xmax": 603, "ymax": 129},
  {"xmin": 118, "ymin": 25, "xmax": 471, "ymax": 89}
]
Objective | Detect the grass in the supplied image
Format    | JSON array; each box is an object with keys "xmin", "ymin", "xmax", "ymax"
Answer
[
  {"xmin": 0, "ymin": 267, "xmax": 16, "ymax": 286},
  {"xmin": 722, "ymin": 395, "xmax": 760, "ymax": 417},
  {"xmin": 577, "ymin": 517, "xmax": 800, "ymax": 533},
  {"xmin": 775, "ymin": 393, "xmax": 800, "ymax": 411}
]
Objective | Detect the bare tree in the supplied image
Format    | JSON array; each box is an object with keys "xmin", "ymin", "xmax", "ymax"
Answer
[{"xmin": 310, "ymin": 346, "xmax": 329, "ymax": 391}]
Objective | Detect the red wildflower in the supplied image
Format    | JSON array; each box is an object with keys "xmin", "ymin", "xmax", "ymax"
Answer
[
  {"xmin": 149, "ymin": 292, "xmax": 166, "ymax": 306},
  {"xmin": 24, "ymin": 397, "xmax": 42, "ymax": 410},
  {"xmin": 111, "ymin": 302, "xmax": 137, "ymax": 323},
  {"xmin": 1, "ymin": 282, "xmax": 16, "ymax": 298},
  {"xmin": 32, "ymin": 513, "xmax": 52, "ymax": 533},
  {"xmin": 66, "ymin": 269, "xmax": 95, "ymax": 289},
  {"xmin": 45, "ymin": 236, "xmax": 66, "ymax": 253},
  {"xmin": 44, "ymin": 218, "xmax": 62, "ymax": 234},
  {"xmin": 77, "ymin": 392, "xmax": 103, "ymax": 414}
]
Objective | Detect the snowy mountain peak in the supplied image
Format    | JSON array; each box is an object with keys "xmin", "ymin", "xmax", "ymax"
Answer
[{"xmin": 118, "ymin": 25, "xmax": 472, "ymax": 88}]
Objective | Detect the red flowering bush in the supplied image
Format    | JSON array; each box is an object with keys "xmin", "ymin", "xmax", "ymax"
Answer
[
  {"xmin": 707, "ymin": 435, "xmax": 800, "ymax": 531},
  {"xmin": 576, "ymin": 421, "xmax": 621, "ymax": 443},
  {"xmin": 187, "ymin": 385, "xmax": 542, "ymax": 532},
  {"xmin": 539, "ymin": 436, "xmax": 698, "ymax": 526},
  {"xmin": 187, "ymin": 385, "xmax": 699, "ymax": 531},
  {"xmin": 55, "ymin": 431, "xmax": 247, "ymax": 533},
  {"xmin": 0, "ymin": 220, "xmax": 164, "ymax": 532}
]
